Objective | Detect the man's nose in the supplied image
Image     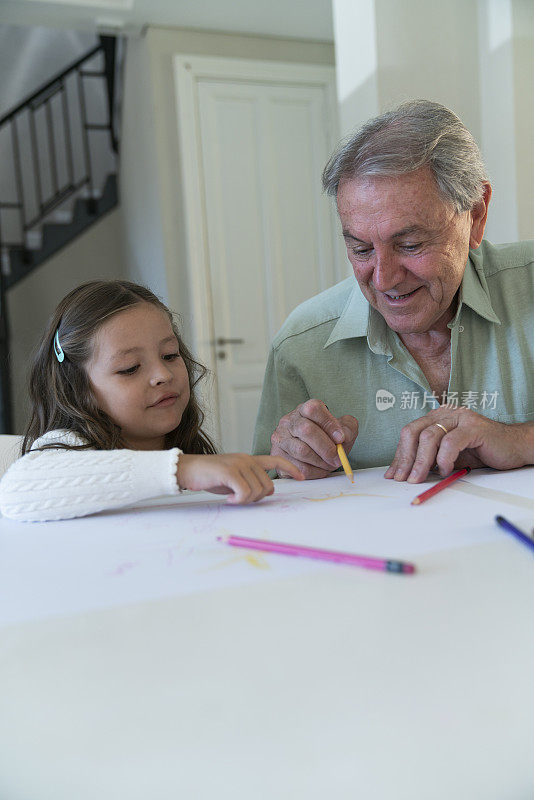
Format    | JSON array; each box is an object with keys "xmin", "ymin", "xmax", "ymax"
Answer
[{"xmin": 372, "ymin": 251, "xmax": 406, "ymax": 291}]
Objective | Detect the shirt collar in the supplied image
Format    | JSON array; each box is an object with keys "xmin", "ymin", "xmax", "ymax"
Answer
[
  {"xmin": 324, "ymin": 281, "xmax": 369, "ymax": 348},
  {"xmin": 324, "ymin": 287, "xmax": 390, "ymax": 355},
  {"xmin": 448, "ymin": 252, "xmax": 501, "ymax": 327},
  {"xmin": 324, "ymin": 252, "xmax": 501, "ymax": 351}
]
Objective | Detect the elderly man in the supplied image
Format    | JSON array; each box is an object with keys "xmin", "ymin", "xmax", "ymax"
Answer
[{"xmin": 252, "ymin": 100, "xmax": 534, "ymax": 482}]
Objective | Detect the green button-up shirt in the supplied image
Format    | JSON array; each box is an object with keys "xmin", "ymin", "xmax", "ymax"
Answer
[{"xmin": 253, "ymin": 240, "xmax": 534, "ymax": 468}]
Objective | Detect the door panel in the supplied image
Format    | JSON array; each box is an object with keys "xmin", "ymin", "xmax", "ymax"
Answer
[{"xmin": 179, "ymin": 62, "xmax": 339, "ymax": 452}]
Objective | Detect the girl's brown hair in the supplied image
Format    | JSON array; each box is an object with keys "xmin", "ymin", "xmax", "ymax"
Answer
[{"xmin": 22, "ymin": 280, "xmax": 216, "ymax": 455}]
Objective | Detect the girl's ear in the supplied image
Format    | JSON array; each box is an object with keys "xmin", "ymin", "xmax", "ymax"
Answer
[{"xmin": 81, "ymin": 371, "xmax": 101, "ymax": 414}]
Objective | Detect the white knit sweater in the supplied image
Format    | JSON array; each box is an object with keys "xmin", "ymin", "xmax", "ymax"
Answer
[{"xmin": 0, "ymin": 430, "xmax": 182, "ymax": 522}]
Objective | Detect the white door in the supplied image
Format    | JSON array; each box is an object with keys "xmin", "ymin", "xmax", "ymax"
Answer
[{"xmin": 174, "ymin": 58, "xmax": 342, "ymax": 452}]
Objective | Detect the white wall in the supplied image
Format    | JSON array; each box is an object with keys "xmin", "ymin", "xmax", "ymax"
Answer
[
  {"xmin": 477, "ymin": 0, "xmax": 518, "ymax": 243},
  {"xmin": 6, "ymin": 5, "xmax": 532, "ymax": 434},
  {"xmin": 0, "ymin": 25, "xmax": 116, "ymax": 243},
  {"xmin": 512, "ymin": 0, "xmax": 534, "ymax": 240},
  {"xmin": 119, "ymin": 35, "xmax": 169, "ymax": 303},
  {"xmin": 332, "ymin": 0, "xmax": 534, "ymax": 243},
  {"xmin": 0, "ymin": 0, "xmax": 334, "ymax": 42},
  {"xmin": 0, "ymin": 25, "xmax": 127, "ymax": 434},
  {"xmin": 7, "ymin": 208, "xmax": 127, "ymax": 433},
  {"xmin": 120, "ymin": 26, "xmax": 335, "ymax": 347},
  {"xmin": 0, "ymin": 25, "xmax": 96, "ymax": 116},
  {"xmin": 1, "ymin": 23, "xmax": 333, "ymax": 436},
  {"xmin": 376, "ymin": 0, "xmax": 481, "ymax": 135},
  {"xmin": 333, "ymin": 0, "xmax": 379, "ymax": 135}
]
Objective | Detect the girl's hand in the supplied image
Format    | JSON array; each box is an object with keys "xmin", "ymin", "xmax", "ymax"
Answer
[{"xmin": 175, "ymin": 453, "xmax": 304, "ymax": 504}]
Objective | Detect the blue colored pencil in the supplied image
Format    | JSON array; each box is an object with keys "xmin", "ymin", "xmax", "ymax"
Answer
[{"xmin": 495, "ymin": 515, "xmax": 534, "ymax": 555}]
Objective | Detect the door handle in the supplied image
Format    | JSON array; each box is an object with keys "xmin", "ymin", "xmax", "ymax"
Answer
[{"xmin": 216, "ymin": 337, "xmax": 244, "ymax": 346}]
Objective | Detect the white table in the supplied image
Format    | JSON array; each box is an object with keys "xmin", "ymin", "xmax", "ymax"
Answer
[{"xmin": 1, "ymin": 468, "xmax": 533, "ymax": 799}]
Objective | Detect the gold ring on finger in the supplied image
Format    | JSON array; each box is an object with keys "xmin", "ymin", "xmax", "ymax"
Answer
[{"xmin": 434, "ymin": 423, "xmax": 448, "ymax": 434}]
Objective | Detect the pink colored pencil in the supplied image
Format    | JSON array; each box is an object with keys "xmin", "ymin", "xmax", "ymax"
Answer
[
  {"xmin": 217, "ymin": 534, "xmax": 415, "ymax": 574},
  {"xmin": 411, "ymin": 466, "xmax": 470, "ymax": 506}
]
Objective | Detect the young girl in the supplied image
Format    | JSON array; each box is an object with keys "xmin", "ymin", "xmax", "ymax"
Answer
[{"xmin": 0, "ymin": 280, "xmax": 302, "ymax": 521}]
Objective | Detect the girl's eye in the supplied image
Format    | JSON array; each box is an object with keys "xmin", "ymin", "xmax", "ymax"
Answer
[
  {"xmin": 163, "ymin": 352, "xmax": 180, "ymax": 361},
  {"xmin": 118, "ymin": 365, "xmax": 139, "ymax": 375}
]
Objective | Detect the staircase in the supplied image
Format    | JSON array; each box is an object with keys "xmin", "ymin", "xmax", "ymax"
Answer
[
  {"xmin": 0, "ymin": 36, "xmax": 121, "ymax": 432},
  {"xmin": 5, "ymin": 174, "xmax": 118, "ymax": 289}
]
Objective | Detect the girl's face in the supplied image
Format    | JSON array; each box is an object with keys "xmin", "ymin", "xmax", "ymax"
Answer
[{"xmin": 86, "ymin": 302, "xmax": 191, "ymax": 450}]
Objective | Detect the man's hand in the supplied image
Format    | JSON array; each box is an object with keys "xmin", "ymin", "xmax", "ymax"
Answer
[
  {"xmin": 385, "ymin": 406, "xmax": 533, "ymax": 483},
  {"xmin": 270, "ymin": 399, "xmax": 359, "ymax": 479}
]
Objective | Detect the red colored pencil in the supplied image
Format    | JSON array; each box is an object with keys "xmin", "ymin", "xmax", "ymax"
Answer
[{"xmin": 411, "ymin": 467, "xmax": 471, "ymax": 506}]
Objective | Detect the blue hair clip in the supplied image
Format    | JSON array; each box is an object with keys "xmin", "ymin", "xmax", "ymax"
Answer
[{"xmin": 53, "ymin": 329, "xmax": 65, "ymax": 363}]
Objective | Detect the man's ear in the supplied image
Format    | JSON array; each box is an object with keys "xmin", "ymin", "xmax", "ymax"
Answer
[{"xmin": 469, "ymin": 182, "xmax": 492, "ymax": 249}]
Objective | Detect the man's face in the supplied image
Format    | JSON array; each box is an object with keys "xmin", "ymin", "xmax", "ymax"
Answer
[{"xmin": 337, "ymin": 166, "xmax": 488, "ymax": 336}]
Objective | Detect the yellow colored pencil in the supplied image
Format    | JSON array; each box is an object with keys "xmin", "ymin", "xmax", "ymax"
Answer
[{"xmin": 336, "ymin": 443, "xmax": 354, "ymax": 484}]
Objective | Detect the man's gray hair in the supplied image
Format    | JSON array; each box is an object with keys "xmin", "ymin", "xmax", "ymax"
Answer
[{"xmin": 322, "ymin": 100, "xmax": 488, "ymax": 213}]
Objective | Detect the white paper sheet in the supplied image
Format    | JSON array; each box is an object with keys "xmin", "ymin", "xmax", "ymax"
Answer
[
  {"xmin": 462, "ymin": 466, "xmax": 534, "ymax": 498},
  {"xmin": 1, "ymin": 467, "xmax": 531, "ymax": 628}
]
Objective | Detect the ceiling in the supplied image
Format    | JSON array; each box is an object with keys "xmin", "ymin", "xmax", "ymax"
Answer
[{"xmin": 0, "ymin": 0, "xmax": 335, "ymax": 41}]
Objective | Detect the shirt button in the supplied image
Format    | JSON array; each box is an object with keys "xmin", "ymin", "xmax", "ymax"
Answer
[{"xmin": 458, "ymin": 325, "xmax": 465, "ymax": 332}]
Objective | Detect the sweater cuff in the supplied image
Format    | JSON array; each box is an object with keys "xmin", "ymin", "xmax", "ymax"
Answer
[{"xmin": 129, "ymin": 447, "xmax": 183, "ymax": 499}]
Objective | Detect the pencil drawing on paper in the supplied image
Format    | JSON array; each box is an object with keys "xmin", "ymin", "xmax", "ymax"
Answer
[
  {"xmin": 1, "ymin": 472, "xmax": 511, "ymax": 628},
  {"xmin": 108, "ymin": 481, "xmax": 402, "ymax": 578},
  {"xmin": 304, "ymin": 491, "xmax": 391, "ymax": 502},
  {"xmin": 203, "ymin": 551, "xmax": 271, "ymax": 572}
]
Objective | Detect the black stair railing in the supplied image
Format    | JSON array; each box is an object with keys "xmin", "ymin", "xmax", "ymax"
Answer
[
  {"xmin": 0, "ymin": 35, "xmax": 120, "ymax": 434},
  {"xmin": 0, "ymin": 35, "xmax": 119, "ymax": 262}
]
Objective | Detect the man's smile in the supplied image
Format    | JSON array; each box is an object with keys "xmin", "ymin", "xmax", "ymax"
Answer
[{"xmin": 381, "ymin": 286, "xmax": 423, "ymax": 304}]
